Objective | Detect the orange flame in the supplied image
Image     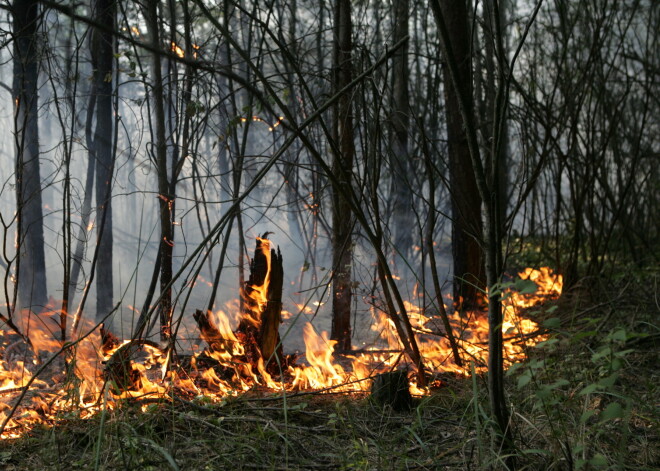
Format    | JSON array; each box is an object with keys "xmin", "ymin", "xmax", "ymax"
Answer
[
  {"xmin": 171, "ymin": 42, "xmax": 185, "ymax": 58},
  {"xmin": 0, "ymin": 267, "xmax": 562, "ymax": 439}
]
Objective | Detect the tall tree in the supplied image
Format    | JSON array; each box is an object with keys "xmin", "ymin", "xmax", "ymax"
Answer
[
  {"xmin": 330, "ymin": 0, "xmax": 354, "ymax": 351},
  {"xmin": 145, "ymin": 0, "xmax": 174, "ymax": 342},
  {"xmin": 438, "ymin": 0, "xmax": 486, "ymax": 311},
  {"xmin": 390, "ymin": 0, "xmax": 413, "ymax": 261},
  {"xmin": 431, "ymin": 0, "xmax": 518, "ymax": 449},
  {"xmin": 89, "ymin": 0, "xmax": 116, "ymax": 322},
  {"xmin": 12, "ymin": 0, "xmax": 48, "ymax": 313},
  {"xmin": 479, "ymin": 0, "xmax": 510, "ymax": 231}
]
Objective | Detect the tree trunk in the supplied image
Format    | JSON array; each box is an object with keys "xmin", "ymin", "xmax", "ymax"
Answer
[
  {"xmin": 90, "ymin": 0, "xmax": 116, "ymax": 323},
  {"xmin": 390, "ymin": 0, "xmax": 413, "ymax": 261},
  {"xmin": 13, "ymin": 0, "xmax": 48, "ymax": 313},
  {"xmin": 482, "ymin": 0, "xmax": 510, "ymax": 232},
  {"xmin": 430, "ymin": 0, "xmax": 511, "ymax": 447},
  {"xmin": 438, "ymin": 0, "xmax": 486, "ymax": 312},
  {"xmin": 145, "ymin": 0, "xmax": 174, "ymax": 342},
  {"xmin": 330, "ymin": 0, "xmax": 354, "ymax": 352}
]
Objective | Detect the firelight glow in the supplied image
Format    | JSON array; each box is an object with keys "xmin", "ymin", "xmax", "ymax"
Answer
[{"xmin": 0, "ymin": 259, "xmax": 561, "ymax": 439}]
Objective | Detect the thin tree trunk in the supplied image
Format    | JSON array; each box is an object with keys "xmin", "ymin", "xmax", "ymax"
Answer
[
  {"xmin": 437, "ymin": 0, "xmax": 486, "ymax": 312},
  {"xmin": 482, "ymin": 0, "xmax": 510, "ymax": 232},
  {"xmin": 13, "ymin": 0, "xmax": 48, "ymax": 313},
  {"xmin": 91, "ymin": 0, "xmax": 116, "ymax": 323},
  {"xmin": 145, "ymin": 0, "xmax": 174, "ymax": 342},
  {"xmin": 330, "ymin": 0, "xmax": 354, "ymax": 352},
  {"xmin": 390, "ymin": 0, "xmax": 414, "ymax": 261},
  {"xmin": 430, "ymin": 0, "xmax": 511, "ymax": 446}
]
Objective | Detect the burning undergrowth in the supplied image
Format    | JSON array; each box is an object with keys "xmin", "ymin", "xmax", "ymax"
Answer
[{"xmin": 0, "ymin": 237, "xmax": 562, "ymax": 439}]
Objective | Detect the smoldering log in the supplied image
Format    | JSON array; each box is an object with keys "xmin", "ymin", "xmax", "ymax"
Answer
[{"xmin": 236, "ymin": 235, "xmax": 285, "ymax": 371}]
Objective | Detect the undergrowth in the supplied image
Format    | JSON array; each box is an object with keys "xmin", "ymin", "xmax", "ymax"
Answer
[{"xmin": 0, "ymin": 269, "xmax": 657, "ymax": 470}]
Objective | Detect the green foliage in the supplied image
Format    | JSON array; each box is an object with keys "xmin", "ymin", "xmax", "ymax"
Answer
[{"xmin": 505, "ymin": 315, "xmax": 653, "ymax": 469}]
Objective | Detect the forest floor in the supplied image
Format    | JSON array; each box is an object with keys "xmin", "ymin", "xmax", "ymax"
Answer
[{"xmin": 0, "ymin": 269, "xmax": 657, "ymax": 470}]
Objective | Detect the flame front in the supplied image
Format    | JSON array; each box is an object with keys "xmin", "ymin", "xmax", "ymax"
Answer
[{"xmin": 0, "ymin": 267, "xmax": 562, "ymax": 439}]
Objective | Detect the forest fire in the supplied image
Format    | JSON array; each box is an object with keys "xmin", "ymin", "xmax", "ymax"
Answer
[{"xmin": 0, "ymin": 239, "xmax": 562, "ymax": 440}]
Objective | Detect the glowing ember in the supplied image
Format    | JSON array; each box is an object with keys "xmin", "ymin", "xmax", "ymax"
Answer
[
  {"xmin": 171, "ymin": 42, "xmax": 185, "ymax": 58},
  {"xmin": 0, "ymin": 265, "xmax": 561, "ymax": 439}
]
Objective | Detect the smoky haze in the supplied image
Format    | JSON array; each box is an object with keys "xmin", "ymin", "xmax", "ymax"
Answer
[{"xmin": 0, "ymin": 0, "xmax": 655, "ymax": 357}]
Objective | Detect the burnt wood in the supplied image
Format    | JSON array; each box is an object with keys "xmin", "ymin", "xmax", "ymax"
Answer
[
  {"xmin": 237, "ymin": 235, "xmax": 284, "ymax": 372},
  {"xmin": 370, "ymin": 370, "xmax": 413, "ymax": 412},
  {"xmin": 193, "ymin": 309, "xmax": 231, "ymax": 355}
]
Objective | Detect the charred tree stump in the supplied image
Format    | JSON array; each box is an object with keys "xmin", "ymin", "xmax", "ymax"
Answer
[
  {"xmin": 237, "ymin": 235, "xmax": 285, "ymax": 373},
  {"xmin": 260, "ymin": 246, "xmax": 283, "ymax": 363},
  {"xmin": 370, "ymin": 370, "xmax": 412, "ymax": 411}
]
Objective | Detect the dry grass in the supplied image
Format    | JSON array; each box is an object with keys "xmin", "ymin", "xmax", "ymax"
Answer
[{"xmin": 0, "ymin": 270, "xmax": 657, "ymax": 470}]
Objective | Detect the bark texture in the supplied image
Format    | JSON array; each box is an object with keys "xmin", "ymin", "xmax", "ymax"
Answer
[
  {"xmin": 145, "ymin": 0, "xmax": 174, "ymax": 342},
  {"xmin": 13, "ymin": 0, "xmax": 48, "ymax": 313},
  {"xmin": 439, "ymin": 0, "xmax": 486, "ymax": 311},
  {"xmin": 430, "ymin": 0, "xmax": 512, "ymax": 446},
  {"xmin": 390, "ymin": 0, "xmax": 413, "ymax": 260},
  {"xmin": 91, "ymin": 0, "xmax": 116, "ymax": 322},
  {"xmin": 330, "ymin": 0, "xmax": 354, "ymax": 352}
]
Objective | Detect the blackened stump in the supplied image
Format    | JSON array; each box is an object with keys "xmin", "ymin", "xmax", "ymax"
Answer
[
  {"xmin": 236, "ymin": 235, "xmax": 284, "ymax": 373},
  {"xmin": 370, "ymin": 370, "xmax": 413, "ymax": 412}
]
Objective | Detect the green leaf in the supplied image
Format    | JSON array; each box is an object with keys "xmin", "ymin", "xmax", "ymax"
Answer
[
  {"xmin": 588, "ymin": 453, "xmax": 608, "ymax": 467},
  {"xmin": 578, "ymin": 383, "xmax": 599, "ymax": 395},
  {"xmin": 600, "ymin": 402, "xmax": 624, "ymax": 422},
  {"xmin": 543, "ymin": 317, "xmax": 561, "ymax": 329},
  {"xmin": 592, "ymin": 346, "xmax": 612, "ymax": 362},
  {"xmin": 535, "ymin": 386, "xmax": 552, "ymax": 400},
  {"xmin": 614, "ymin": 349, "xmax": 634, "ymax": 358},
  {"xmin": 140, "ymin": 437, "xmax": 180, "ymax": 470},
  {"xmin": 573, "ymin": 330, "xmax": 597, "ymax": 341},
  {"xmin": 515, "ymin": 278, "xmax": 538, "ymax": 294},
  {"xmin": 609, "ymin": 328, "xmax": 627, "ymax": 342},
  {"xmin": 535, "ymin": 338, "xmax": 559, "ymax": 349},
  {"xmin": 528, "ymin": 358, "xmax": 546, "ymax": 369},
  {"xmin": 518, "ymin": 373, "xmax": 532, "ymax": 388},
  {"xmin": 506, "ymin": 362, "xmax": 523, "ymax": 376},
  {"xmin": 597, "ymin": 373, "xmax": 618, "ymax": 390},
  {"xmin": 549, "ymin": 379, "xmax": 569, "ymax": 388},
  {"xmin": 579, "ymin": 409, "xmax": 597, "ymax": 424}
]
